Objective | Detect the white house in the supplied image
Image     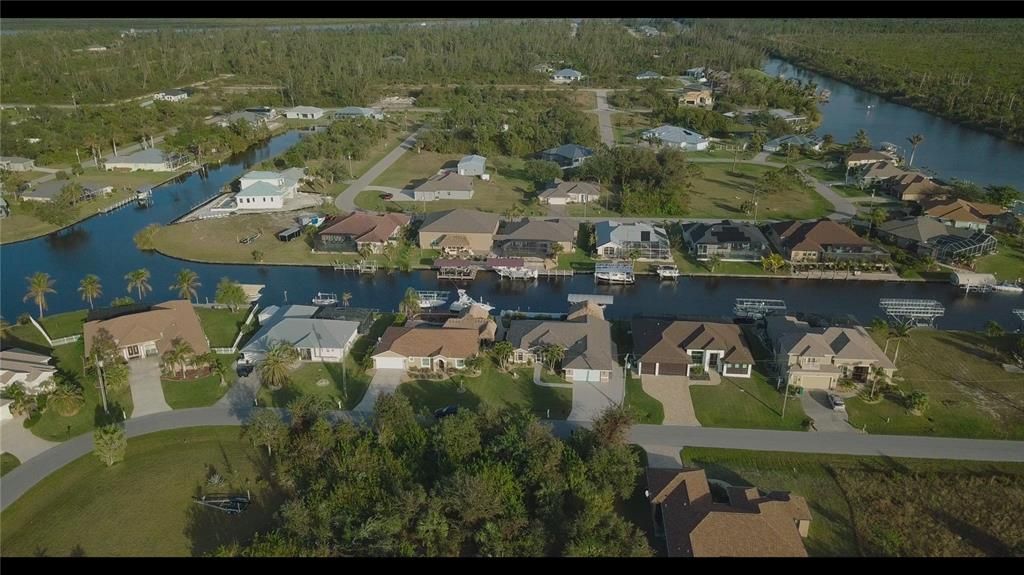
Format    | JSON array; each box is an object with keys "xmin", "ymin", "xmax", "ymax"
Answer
[
  {"xmin": 282, "ymin": 106, "xmax": 325, "ymax": 120},
  {"xmin": 335, "ymin": 106, "xmax": 384, "ymax": 120},
  {"xmin": 155, "ymin": 89, "xmax": 189, "ymax": 102},
  {"xmin": 0, "ymin": 156, "xmax": 36, "ymax": 171},
  {"xmin": 636, "ymin": 71, "xmax": 663, "ymax": 81},
  {"xmin": 240, "ymin": 305, "xmax": 360, "ymax": 364},
  {"xmin": 105, "ymin": 148, "xmax": 188, "ymax": 172},
  {"xmin": 235, "ymin": 168, "xmax": 305, "ymax": 211},
  {"xmin": 551, "ymin": 69, "xmax": 583, "ymax": 84},
  {"xmin": 642, "ymin": 125, "xmax": 710, "ymax": 151},
  {"xmin": 0, "ymin": 348, "xmax": 57, "ymax": 394}
]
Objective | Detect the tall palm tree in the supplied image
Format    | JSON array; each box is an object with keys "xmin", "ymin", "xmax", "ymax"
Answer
[
  {"xmin": 125, "ymin": 268, "xmax": 152, "ymax": 301},
  {"xmin": 491, "ymin": 341, "xmax": 514, "ymax": 371},
  {"xmin": 162, "ymin": 337, "xmax": 195, "ymax": 378},
  {"xmin": 78, "ymin": 274, "xmax": 103, "ymax": 310},
  {"xmin": 400, "ymin": 287, "xmax": 421, "ymax": 318},
  {"xmin": 170, "ymin": 268, "xmax": 201, "ymax": 303},
  {"xmin": 626, "ymin": 248, "xmax": 642, "ymax": 271},
  {"xmin": 543, "ymin": 344, "xmax": 566, "ymax": 372},
  {"xmin": 906, "ymin": 134, "xmax": 924, "ymax": 167},
  {"xmin": 258, "ymin": 340, "xmax": 299, "ymax": 390},
  {"xmin": 24, "ymin": 272, "xmax": 56, "ymax": 319},
  {"xmin": 889, "ymin": 321, "xmax": 912, "ymax": 367},
  {"xmin": 341, "ymin": 292, "xmax": 353, "ymax": 307}
]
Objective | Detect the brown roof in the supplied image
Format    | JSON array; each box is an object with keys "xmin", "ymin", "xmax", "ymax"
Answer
[
  {"xmin": 318, "ymin": 211, "xmax": 410, "ymax": 244},
  {"xmin": 437, "ymin": 234, "xmax": 470, "ymax": 248},
  {"xmin": 566, "ymin": 300, "xmax": 605, "ymax": 321},
  {"xmin": 419, "ymin": 208, "xmax": 500, "ymax": 235},
  {"xmin": 860, "ymin": 161, "xmax": 908, "ymax": 180},
  {"xmin": 921, "ymin": 197, "xmax": 1005, "ymax": 224},
  {"xmin": 632, "ymin": 319, "xmax": 754, "ymax": 366},
  {"xmin": 495, "ymin": 218, "xmax": 577, "ymax": 243},
  {"xmin": 538, "ymin": 180, "xmax": 601, "ymax": 201},
  {"xmin": 443, "ymin": 316, "xmax": 497, "ymax": 341},
  {"xmin": 373, "ymin": 326, "xmax": 479, "ymax": 359},
  {"xmin": 505, "ymin": 309, "xmax": 614, "ymax": 372},
  {"xmin": 83, "ymin": 300, "xmax": 210, "ymax": 357},
  {"xmin": 648, "ymin": 467, "xmax": 810, "ymax": 558},
  {"xmin": 769, "ymin": 219, "xmax": 873, "ymax": 253},
  {"xmin": 846, "ymin": 150, "xmax": 892, "ymax": 164},
  {"xmin": 890, "ymin": 173, "xmax": 947, "ymax": 200},
  {"xmin": 415, "ymin": 171, "xmax": 475, "ymax": 193}
]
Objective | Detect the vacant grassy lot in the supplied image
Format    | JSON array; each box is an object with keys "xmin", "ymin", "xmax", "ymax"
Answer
[
  {"xmin": 1, "ymin": 453, "xmax": 20, "ymax": 476},
  {"xmin": 0, "ymin": 427, "xmax": 280, "ymax": 557},
  {"xmin": 194, "ymin": 307, "xmax": 249, "ymax": 348},
  {"xmin": 307, "ymin": 119, "xmax": 416, "ymax": 180},
  {"xmin": 399, "ymin": 360, "xmax": 572, "ymax": 420},
  {"xmin": 687, "ymin": 163, "xmax": 833, "ymax": 220},
  {"xmin": 612, "ymin": 111, "xmax": 655, "ymax": 145},
  {"xmin": 683, "ymin": 448, "xmax": 1024, "ymax": 557},
  {"xmin": 976, "ymin": 238, "xmax": 1024, "ymax": 282},
  {"xmin": 846, "ymin": 329, "xmax": 1024, "ymax": 440}
]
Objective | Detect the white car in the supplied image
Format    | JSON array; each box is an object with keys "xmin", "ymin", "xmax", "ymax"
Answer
[{"xmin": 828, "ymin": 393, "xmax": 846, "ymax": 412}]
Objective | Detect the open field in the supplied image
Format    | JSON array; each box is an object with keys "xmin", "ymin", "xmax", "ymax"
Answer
[
  {"xmin": 611, "ymin": 111, "xmax": 655, "ymax": 145},
  {"xmin": 0, "ymin": 427, "xmax": 279, "ymax": 557},
  {"xmin": 687, "ymin": 163, "xmax": 833, "ymax": 220},
  {"xmin": 683, "ymin": 447, "xmax": 1024, "ymax": 557},
  {"xmin": 846, "ymin": 329, "xmax": 1024, "ymax": 440},
  {"xmin": 306, "ymin": 118, "xmax": 417, "ymax": 180}
]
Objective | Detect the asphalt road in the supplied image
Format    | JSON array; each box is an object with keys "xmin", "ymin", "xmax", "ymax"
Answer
[
  {"xmin": 335, "ymin": 127, "xmax": 424, "ymax": 212},
  {"xmin": 593, "ymin": 89, "xmax": 616, "ymax": 148}
]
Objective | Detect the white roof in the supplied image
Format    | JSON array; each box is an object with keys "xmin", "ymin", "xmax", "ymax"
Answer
[
  {"xmin": 286, "ymin": 106, "xmax": 324, "ymax": 115},
  {"xmin": 242, "ymin": 318, "xmax": 360, "ymax": 356},
  {"xmin": 237, "ymin": 181, "xmax": 285, "ymax": 198},
  {"xmin": 554, "ymin": 68, "xmax": 582, "ymax": 77},
  {"xmin": 643, "ymin": 125, "xmax": 708, "ymax": 145},
  {"xmin": 107, "ymin": 147, "xmax": 168, "ymax": 165}
]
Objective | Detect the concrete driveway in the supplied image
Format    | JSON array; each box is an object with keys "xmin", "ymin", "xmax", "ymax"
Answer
[
  {"xmin": 0, "ymin": 417, "xmax": 61, "ymax": 462},
  {"xmin": 800, "ymin": 389, "xmax": 857, "ymax": 432},
  {"xmin": 128, "ymin": 357, "xmax": 171, "ymax": 417},
  {"xmin": 640, "ymin": 374, "xmax": 720, "ymax": 426},
  {"xmin": 568, "ymin": 366, "xmax": 625, "ymax": 423},
  {"xmin": 353, "ymin": 368, "xmax": 405, "ymax": 413}
]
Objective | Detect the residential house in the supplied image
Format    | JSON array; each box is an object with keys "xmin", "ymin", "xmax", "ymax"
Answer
[
  {"xmin": 678, "ymin": 85, "xmax": 714, "ymax": 109},
  {"xmin": 371, "ymin": 326, "xmax": 480, "ymax": 371},
  {"xmin": 632, "ymin": 319, "xmax": 754, "ymax": 379},
  {"xmin": 505, "ymin": 300, "xmax": 614, "ymax": 383},
  {"xmin": 457, "ymin": 155, "xmax": 487, "ymax": 177},
  {"xmin": 493, "ymin": 218, "xmax": 577, "ymax": 258},
  {"xmin": 443, "ymin": 304, "xmax": 498, "ymax": 342},
  {"xmin": 764, "ymin": 219, "xmax": 890, "ymax": 268},
  {"xmin": 920, "ymin": 196, "xmax": 1005, "ymax": 231},
  {"xmin": 105, "ymin": 148, "xmax": 188, "ymax": 172},
  {"xmin": 83, "ymin": 300, "xmax": 210, "ymax": 361},
  {"xmin": 551, "ymin": 69, "xmax": 583, "ymax": 84},
  {"xmin": 418, "ymin": 208, "xmax": 501, "ymax": 256},
  {"xmin": 595, "ymin": 221, "xmax": 671, "ymax": 260},
  {"xmin": 21, "ymin": 180, "xmax": 114, "ymax": 203},
  {"xmin": 636, "ymin": 71, "xmax": 663, "ymax": 81},
  {"xmin": 282, "ymin": 106, "xmax": 325, "ymax": 120},
  {"xmin": 642, "ymin": 125, "xmax": 710, "ymax": 151},
  {"xmin": 413, "ymin": 171, "xmax": 475, "ymax": 202},
  {"xmin": 540, "ymin": 144, "xmax": 595, "ymax": 169},
  {"xmin": 155, "ymin": 89, "xmax": 188, "ymax": 102},
  {"xmin": 683, "ymin": 67, "xmax": 707, "ymax": 83},
  {"xmin": 767, "ymin": 108, "xmax": 806, "ymax": 124},
  {"xmin": 316, "ymin": 211, "xmax": 411, "ymax": 253},
  {"xmin": 845, "ymin": 150, "xmax": 898, "ymax": 169},
  {"xmin": 638, "ymin": 25, "xmax": 660, "ymax": 37},
  {"xmin": 647, "ymin": 467, "xmax": 811, "ymax": 557},
  {"xmin": 335, "ymin": 106, "xmax": 384, "ymax": 120},
  {"xmin": 681, "ymin": 221, "xmax": 771, "ymax": 262},
  {"xmin": 886, "ymin": 172, "xmax": 949, "ymax": 203},
  {"xmin": 235, "ymin": 168, "xmax": 305, "ymax": 210},
  {"xmin": 876, "ymin": 216, "xmax": 996, "ymax": 262},
  {"xmin": 857, "ymin": 161, "xmax": 909, "ymax": 186},
  {"xmin": 217, "ymin": 110, "xmax": 273, "ymax": 129},
  {"xmin": 762, "ymin": 134, "xmax": 821, "ymax": 153},
  {"xmin": 538, "ymin": 180, "xmax": 601, "ymax": 205},
  {"xmin": 532, "ymin": 63, "xmax": 554, "ymax": 74},
  {"xmin": 240, "ymin": 305, "xmax": 360, "ymax": 364},
  {"xmin": 0, "ymin": 348, "xmax": 57, "ymax": 393},
  {"xmin": 766, "ymin": 315, "xmax": 896, "ymax": 390},
  {"xmin": 0, "ymin": 156, "xmax": 35, "ymax": 171}
]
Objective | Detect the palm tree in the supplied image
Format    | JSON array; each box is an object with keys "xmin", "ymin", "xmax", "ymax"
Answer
[
  {"xmin": 491, "ymin": 341, "xmax": 514, "ymax": 371},
  {"xmin": 543, "ymin": 344, "xmax": 565, "ymax": 372},
  {"xmin": 868, "ymin": 366, "xmax": 889, "ymax": 400},
  {"xmin": 761, "ymin": 253, "xmax": 786, "ymax": 274},
  {"xmin": 48, "ymin": 381, "xmax": 85, "ymax": 417},
  {"xmin": 889, "ymin": 321, "xmax": 912, "ymax": 367},
  {"xmin": 125, "ymin": 268, "xmax": 152, "ymax": 301},
  {"xmin": 24, "ymin": 272, "xmax": 56, "ymax": 319},
  {"xmin": 626, "ymin": 248, "xmax": 642, "ymax": 271},
  {"xmin": 162, "ymin": 337, "xmax": 195, "ymax": 379},
  {"xmin": 78, "ymin": 274, "xmax": 103, "ymax": 310},
  {"xmin": 257, "ymin": 340, "xmax": 299, "ymax": 390},
  {"xmin": 549, "ymin": 242, "xmax": 565, "ymax": 262},
  {"xmin": 868, "ymin": 208, "xmax": 887, "ymax": 237},
  {"xmin": 170, "ymin": 268, "xmax": 201, "ymax": 303},
  {"xmin": 706, "ymin": 254, "xmax": 722, "ymax": 273},
  {"xmin": 400, "ymin": 287, "xmax": 421, "ymax": 319},
  {"xmin": 906, "ymin": 134, "xmax": 924, "ymax": 167},
  {"xmin": 341, "ymin": 292, "xmax": 353, "ymax": 307}
]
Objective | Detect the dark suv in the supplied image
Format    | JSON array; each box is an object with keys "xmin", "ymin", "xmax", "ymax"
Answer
[
  {"xmin": 433, "ymin": 405, "xmax": 459, "ymax": 419},
  {"xmin": 236, "ymin": 363, "xmax": 255, "ymax": 377}
]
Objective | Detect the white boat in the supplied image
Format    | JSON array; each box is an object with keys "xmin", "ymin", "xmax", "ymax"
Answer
[
  {"xmin": 656, "ymin": 265, "xmax": 680, "ymax": 280},
  {"xmin": 595, "ymin": 271, "xmax": 635, "ymax": 284},
  {"xmin": 416, "ymin": 290, "xmax": 450, "ymax": 309},
  {"xmin": 312, "ymin": 292, "xmax": 338, "ymax": 306},
  {"xmin": 992, "ymin": 283, "xmax": 1024, "ymax": 294},
  {"xmin": 494, "ymin": 266, "xmax": 539, "ymax": 280},
  {"xmin": 449, "ymin": 289, "xmax": 494, "ymax": 313}
]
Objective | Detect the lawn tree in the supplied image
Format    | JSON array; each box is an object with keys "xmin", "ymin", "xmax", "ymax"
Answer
[
  {"xmin": 868, "ymin": 207, "xmax": 887, "ymax": 237},
  {"xmin": 124, "ymin": 268, "xmax": 152, "ymax": 301},
  {"xmin": 706, "ymin": 254, "xmax": 722, "ymax": 273},
  {"xmin": 543, "ymin": 343, "xmax": 565, "ymax": 372},
  {"xmin": 170, "ymin": 268, "xmax": 201, "ymax": 303},
  {"xmin": 906, "ymin": 391, "xmax": 929, "ymax": 415},
  {"xmin": 245, "ymin": 409, "xmax": 288, "ymax": 457},
  {"xmin": 523, "ymin": 159, "xmax": 562, "ymax": 189},
  {"xmin": 208, "ymin": 355, "xmax": 232, "ymax": 387},
  {"xmin": 868, "ymin": 366, "xmax": 889, "ymax": 400},
  {"xmin": 341, "ymin": 292, "xmax": 353, "ymax": 307},
  {"xmin": 986, "ymin": 185, "xmax": 1020, "ymax": 208},
  {"xmin": 252, "ymin": 250, "xmax": 264, "ymax": 263},
  {"xmin": 852, "ymin": 128, "xmax": 871, "ymax": 149},
  {"xmin": 491, "ymin": 341, "xmax": 514, "ymax": 371},
  {"xmin": 626, "ymin": 248, "xmax": 642, "ymax": 271},
  {"xmin": 889, "ymin": 321, "xmax": 912, "ymax": 367},
  {"xmin": 549, "ymin": 241, "xmax": 564, "ymax": 262},
  {"xmin": 400, "ymin": 287, "xmax": 421, "ymax": 319},
  {"xmin": 257, "ymin": 340, "xmax": 299, "ymax": 390},
  {"xmin": 906, "ymin": 133, "xmax": 925, "ymax": 167},
  {"xmin": 78, "ymin": 274, "xmax": 103, "ymax": 310},
  {"xmin": 985, "ymin": 320, "xmax": 1005, "ymax": 354},
  {"xmin": 162, "ymin": 337, "xmax": 195, "ymax": 379},
  {"xmin": 23, "ymin": 272, "xmax": 56, "ymax": 319},
  {"xmin": 761, "ymin": 253, "xmax": 786, "ymax": 274},
  {"xmin": 822, "ymin": 133, "xmax": 835, "ymax": 148},
  {"xmin": 215, "ymin": 277, "xmax": 248, "ymax": 312},
  {"xmin": 93, "ymin": 424, "xmax": 127, "ymax": 467},
  {"xmin": 48, "ymin": 375, "xmax": 86, "ymax": 417},
  {"xmin": 2, "ymin": 383, "xmax": 36, "ymax": 417}
]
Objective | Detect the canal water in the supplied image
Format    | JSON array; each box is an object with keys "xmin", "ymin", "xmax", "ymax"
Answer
[
  {"xmin": 2, "ymin": 61, "xmax": 1023, "ymax": 330},
  {"xmin": 762, "ymin": 58, "xmax": 1024, "ymax": 190}
]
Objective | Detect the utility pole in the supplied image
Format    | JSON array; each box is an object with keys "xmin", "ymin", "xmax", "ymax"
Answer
[
  {"xmin": 780, "ymin": 378, "xmax": 789, "ymax": 419},
  {"xmin": 95, "ymin": 355, "xmax": 109, "ymax": 414}
]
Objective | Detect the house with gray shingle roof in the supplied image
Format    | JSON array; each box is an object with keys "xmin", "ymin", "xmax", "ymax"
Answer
[
  {"xmin": 551, "ymin": 68, "xmax": 583, "ymax": 83},
  {"xmin": 538, "ymin": 180, "xmax": 601, "ymax": 205},
  {"xmin": 506, "ymin": 300, "xmax": 613, "ymax": 383},
  {"xmin": 413, "ymin": 171, "xmax": 475, "ymax": 202},
  {"xmin": 417, "ymin": 208, "xmax": 500, "ymax": 255},
  {"xmin": 335, "ymin": 106, "xmax": 384, "ymax": 120},
  {"xmin": 456, "ymin": 155, "xmax": 487, "ymax": 177},
  {"xmin": 540, "ymin": 143, "xmax": 595, "ymax": 169},
  {"xmin": 493, "ymin": 218, "xmax": 577, "ymax": 258},
  {"xmin": 240, "ymin": 305, "xmax": 360, "ymax": 364},
  {"xmin": 642, "ymin": 125, "xmax": 710, "ymax": 151}
]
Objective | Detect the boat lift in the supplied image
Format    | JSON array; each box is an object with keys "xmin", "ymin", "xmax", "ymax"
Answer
[
  {"xmin": 879, "ymin": 298, "xmax": 945, "ymax": 327},
  {"xmin": 733, "ymin": 298, "xmax": 787, "ymax": 320},
  {"xmin": 1014, "ymin": 309, "xmax": 1024, "ymax": 332}
]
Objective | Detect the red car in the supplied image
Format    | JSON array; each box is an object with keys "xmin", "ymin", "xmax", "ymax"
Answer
[{"xmin": 379, "ymin": 193, "xmax": 394, "ymax": 200}]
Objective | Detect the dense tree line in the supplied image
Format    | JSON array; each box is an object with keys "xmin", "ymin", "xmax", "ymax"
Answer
[
  {"xmin": 220, "ymin": 396, "xmax": 652, "ymax": 557},
  {"xmin": 716, "ymin": 69, "xmax": 822, "ymax": 123},
  {"xmin": 575, "ymin": 147, "xmax": 702, "ymax": 216},
  {"xmin": 262, "ymin": 118, "xmax": 387, "ymax": 175}
]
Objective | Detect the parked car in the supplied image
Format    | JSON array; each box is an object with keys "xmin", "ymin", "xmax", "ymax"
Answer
[
  {"xmin": 828, "ymin": 393, "xmax": 846, "ymax": 412},
  {"xmin": 236, "ymin": 363, "xmax": 255, "ymax": 377},
  {"xmin": 433, "ymin": 405, "xmax": 459, "ymax": 419},
  {"xmin": 379, "ymin": 193, "xmax": 394, "ymax": 200}
]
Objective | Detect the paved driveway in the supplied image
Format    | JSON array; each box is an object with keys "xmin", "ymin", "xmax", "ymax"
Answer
[
  {"xmin": 640, "ymin": 375, "xmax": 701, "ymax": 426},
  {"xmin": 592, "ymin": 89, "xmax": 616, "ymax": 147},
  {"xmin": 353, "ymin": 368, "xmax": 405, "ymax": 413},
  {"xmin": 335, "ymin": 128, "xmax": 423, "ymax": 211},
  {"xmin": 0, "ymin": 417, "xmax": 61, "ymax": 462},
  {"xmin": 128, "ymin": 357, "xmax": 171, "ymax": 417},
  {"xmin": 568, "ymin": 366, "xmax": 625, "ymax": 422},
  {"xmin": 801, "ymin": 389, "xmax": 857, "ymax": 432}
]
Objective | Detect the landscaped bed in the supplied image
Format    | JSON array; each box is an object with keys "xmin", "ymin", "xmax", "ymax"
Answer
[{"xmin": 161, "ymin": 355, "xmax": 237, "ymax": 409}]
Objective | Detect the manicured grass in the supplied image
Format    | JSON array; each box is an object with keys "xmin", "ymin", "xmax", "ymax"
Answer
[
  {"xmin": 566, "ymin": 201, "xmax": 620, "ymax": 217},
  {"xmin": 625, "ymin": 372, "xmax": 664, "ymax": 424},
  {"xmin": 398, "ymin": 361, "xmax": 573, "ymax": 420},
  {"xmin": 194, "ymin": 307, "xmax": 249, "ymax": 348},
  {"xmin": 665, "ymin": 250, "xmax": 771, "ymax": 276},
  {"xmin": 690, "ymin": 370, "xmax": 808, "ymax": 431},
  {"xmin": 0, "ymin": 427, "xmax": 280, "ymax": 557},
  {"xmin": 682, "ymin": 448, "xmax": 1024, "ymax": 557},
  {"xmin": 804, "ymin": 165, "xmax": 847, "ymax": 183},
  {"xmin": 161, "ymin": 355, "xmax": 237, "ymax": 409},
  {"xmin": 557, "ymin": 251, "xmax": 597, "ymax": 271},
  {"xmin": 687, "ymin": 163, "xmax": 833, "ymax": 220},
  {"xmin": 39, "ymin": 309, "xmax": 88, "ymax": 339},
  {"xmin": 538, "ymin": 366, "xmax": 568, "ymax": 384},
  {"xmin": 976, "ymin": 238, "xmax": 1024, "ymax": 282},
  {"xmin": 846, "ymin": 329, "xmax": 1024, "ymax": 440},
  {"xmin": 1, "ymin": 453, "xmax": 21, "ymax": 477},
  {"xmin": 78, "ymin": 166, "xmax": 184, "ymax": 187},
  {"xmin": 830, "ymin": 184, "xmax": 872, "ymax": 198},
  {"xmin": 688, "ymin": 148, "xmax": 756, "ymax": 160}
]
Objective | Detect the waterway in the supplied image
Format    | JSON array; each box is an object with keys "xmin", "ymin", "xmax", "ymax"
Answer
[
  {"xmin": 763, "ymin": 58, "xmax": 1024, "ymax": 190},
  {"xmin": 2, "ymin": 62, "xmax": 1022, "ymax": 330}
]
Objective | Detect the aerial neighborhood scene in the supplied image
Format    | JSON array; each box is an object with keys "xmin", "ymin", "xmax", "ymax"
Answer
[{"xmin": 3, "ymin": 16, "xmax": 1024, "ymax": 559}]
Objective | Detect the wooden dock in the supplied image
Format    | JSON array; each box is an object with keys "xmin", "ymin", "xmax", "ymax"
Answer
[{"xmin": 537, "ymin": 269, "xmax": 574, "ymax": 277}]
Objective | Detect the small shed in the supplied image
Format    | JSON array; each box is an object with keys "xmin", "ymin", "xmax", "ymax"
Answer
[
  {"xmin": 457, "ymin": 155, "xmax": 487, "ymax": 177},
  {"xmin": 277, "ymin": 226, "xmax": 302, "ymax": 242}
]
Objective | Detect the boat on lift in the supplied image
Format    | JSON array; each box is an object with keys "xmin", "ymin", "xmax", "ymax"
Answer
[
  {"xmin": 595, "ymin": 261, "xmax": 636, "ymax": 285},
  {"xmin": 449, "ymin": 289, "xmax": 494, "ymax": 312},
  {"xmin": 415, "ymin": 290, "xmax": 451, "ymax": 309},
  {"xmin": 312, "ymin": 292, "xmax": 338, "ymax": 306},
  {"xmin": 656, "ymin": 265, "xmax": 680, "ymax": 280},
  {"xmin": 992, "ymin": 282, "xmax": 1024, "ymax": 294}
]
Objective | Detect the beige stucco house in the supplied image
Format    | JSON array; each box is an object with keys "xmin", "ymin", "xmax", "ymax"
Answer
[
  {"xmin": 417, "ymin": 208, "xmax": 501, "ymax": 256},
  {"xmin": 371, "ymin": 326, "xmax": 480, "ymax": 371}
]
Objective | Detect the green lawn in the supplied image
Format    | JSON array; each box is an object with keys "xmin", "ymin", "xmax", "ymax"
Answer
[
  {"xmin": 1, "ymin": 453, "xmax": 21, "ymax": 477},
  {"xmin": 0, "ymin": 427, "xmax": 280, "ymax": 557},
  {"xmin": 557, "ymin": 251, "xmax": 597, "ymax": 271},
  {"xmin": 687, "ymin": 163, "xmax": 833, "ymax": 220},
  {"xmin": 398, "ymin": 361, "xmax": 573, "ymax": 420},
  {"xmin": 665, "ymin": 249, "xmax": 771, "ymax": 276},
  {"xmin": 846, "ymin": 329, "xmax": 1024, "ymax": 440},
  {"xmin": 683, "ymin": 448, "xmax": 1024, "ymax": 557},
  {"xmin": 976, "ymin": 238, "xmax": 1024, "ymax": 282},
  {"xmin": 690, "ymin": 370, "xmax": 808, "ymax": 431},
  {"xmin": 830, "ymin": 184, "xmax": 872, "ymax": 198},
  {"xmin": 625, "ymin": 372, "xmax": 664, "ymax": 424},
  {"xmin": 611, "ymin": 111, "xmax": 655, "ymax": 145},
  {"xmin": 39, "ymin": 310, "xmax": 88, "ymax": 339},
  {"xmin": 161, "ymin": 355, "xmax": 237, "ymax": 409},
  {"xmin": 195, "ymin": 307, "xmax": 250, "ymax": 348},
  {"xmin": 566, "ymin": 201, "xmax": 621, "ymax": 217},
  {"xmin": 804, "ymin": 165, "xmax": 847, "ymax": 183}
]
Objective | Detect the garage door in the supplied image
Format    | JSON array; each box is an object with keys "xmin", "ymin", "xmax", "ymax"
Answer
[
  {"xmin": 794, "ymin": 373, "xmax": 834, "ymax": 390},
  {"xmin": 640, "ymin": 363, "xmax": 657, "ymax": 376},
  {"xmin": 374, "ymin": 356, "xmax": 406, "ymax": 370},
  {"xmin": 659, "ymin": 363, "xmax": 687, "ymax": 376}
]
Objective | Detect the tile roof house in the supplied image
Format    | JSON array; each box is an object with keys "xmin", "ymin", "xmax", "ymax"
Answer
[
  {"xmin": 886, "ymin": 172, "xmax": 949, "ymax": 202},
  {"xmin": 316, "ymin": 211, "xmax": 411, "ymax": 253},
  {"xmin": 876, "ymin": 216, "xmax": 996, "ymax": 262},
  {"xmin": 681, "ymin": 221, "xmax": 771, "ymax": 262},
  {"xmin": 538, "ymin": 180, "xmax": 601, "ymax": 205},
  {"xmin": 764, "ymin": 219, "xmax": 889, "ymax": 267},
  {"xmin": 540, "ymin": 144, "xmax": 595, "ymax": 169},
  {"xmin": 413, "ymin": 171, "xmax": 475, "ymax": 202},
  {"xmin": 418, "ymin": 208, "xmax": 501, "ymax": 256},
  {"xmin": 595, "ymin": 221, "xmax": 671, "ymax": 260},
  {"xmin": 83, "ymin": 300, "xmax": 210, "ymax": 361},
  {"xmin": 493, "ymin": 218, "xmax": 577, "ymax": 258},
  {"xmin": 456, "ymin": 155, "xmax": 487, "ymax": 177},
  {"xmin": 647, "ymin": 467, "xmax": 811, "ymax": 557},
  {"xmin": 0, "ymin": 348, "xmax": 57, "ymax": 393},
  {"xmin": 678, "ymin": 85, "xmax": 714, "ymax": 109},
  {"xmin": 642, "ymin": 125, "xmax": 710, "ymax": 151},
  {"xmin": 505, "ymin": 301, "xmax": 614, "ymax": 383},
  {"xmin": 240, "ymin": 305, "xmax": 361, "ymax": 364},
  {"xmin": 920, "ymin": 197, "xmax": 1005, "ymax": 231},
  {"xmin": 856, "ymin": 161, "xmax": 909, "ymax": 186},
  {"xmin": 632, "ymin": 319, "xmax": 754, "ymax": 378},
  {"xmin": 766, "ymin": 315, "xmax": 896, "ymax": 390},
  {"xmin": 372, "ymin": 326, "xmax": 480, "ymax": 371},
  {"xmin": 443, "ymin": 304, "xmax": 497, "ymax": 342},
  {"xmin": 845, "ymin": 150, "xmax": 898, "ymax": 169}
]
